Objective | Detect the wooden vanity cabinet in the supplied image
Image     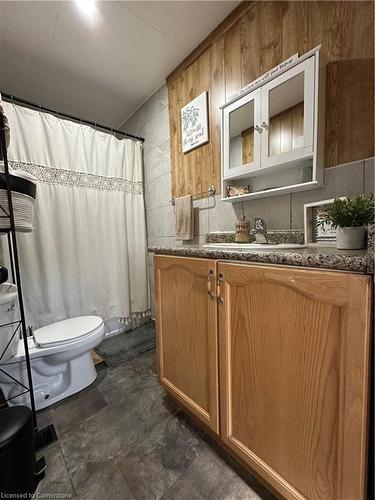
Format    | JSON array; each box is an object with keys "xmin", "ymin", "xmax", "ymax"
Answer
[
  {"xmin": 155, "ymin": 255, "xmax": 372, "ymax": 500},
  {"xmin": 154, "ymin": 255, "xmax": 219, "ymax": 433}
]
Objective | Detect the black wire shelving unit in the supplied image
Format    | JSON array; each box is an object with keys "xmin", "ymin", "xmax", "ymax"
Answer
[
  {"xmin": 0, "ymin": 111, "xmax": 58, "ymax": 456},
  {"xmin": 0, "ymin": 111, "xmax": 38, "ymax": 428}
]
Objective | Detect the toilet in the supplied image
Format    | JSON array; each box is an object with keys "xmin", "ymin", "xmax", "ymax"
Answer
[{"xmin": 0, "ymin": 316, "xmax": 105, "ymax": 410}]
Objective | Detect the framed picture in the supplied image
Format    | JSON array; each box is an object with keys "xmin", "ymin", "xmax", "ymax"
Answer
[
  {"xmin": 304, "ymin": 198, "xmax": 346, "ymax": 243},
  {"xmin": 181, "ymin": 91, "xmax": 209, "ymax": 153}
]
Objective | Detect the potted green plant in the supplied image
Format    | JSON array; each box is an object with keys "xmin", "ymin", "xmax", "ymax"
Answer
[{"xmin": 318, "ymin": 195, "xmax": 374, "ymax": 250}]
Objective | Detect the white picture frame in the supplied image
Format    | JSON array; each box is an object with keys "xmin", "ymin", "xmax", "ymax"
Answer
[
  {"xmin": 181, "ymin": 91, "xmax": 209, "ymax": 153},
  {"xmin": 304, "ymin": 197, "xmax": 346, "ymax": 244}
]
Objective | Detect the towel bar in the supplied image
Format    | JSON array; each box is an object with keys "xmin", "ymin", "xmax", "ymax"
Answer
[{"xmin": 171, "ymin": 185, "xmax": 215, "ymax": 205}]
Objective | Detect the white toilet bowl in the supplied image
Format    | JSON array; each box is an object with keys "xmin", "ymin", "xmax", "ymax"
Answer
[{"xmin": 0, "ymin": 315, "xmax": 105, "ymax": 410}]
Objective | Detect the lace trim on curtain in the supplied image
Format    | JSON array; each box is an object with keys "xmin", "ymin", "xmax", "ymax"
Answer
[
  {"xmin": 113, "ymin": 309, "xmax": 151, "ymax": 325},
  {"xmin": 9, "ymin": 161, "xmax": 144, "ymax": 194},
  {"xmin": 105, "ymin": 309, "xmax": 152, "ymax": 336}
]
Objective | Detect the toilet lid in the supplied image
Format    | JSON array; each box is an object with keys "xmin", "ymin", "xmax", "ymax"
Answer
[{"xmin": 33, "ymin": 316, "xmax": 103, "ymax": 348}]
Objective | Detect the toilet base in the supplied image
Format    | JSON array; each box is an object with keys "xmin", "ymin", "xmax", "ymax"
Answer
[{"xmin": 0, "ymin": 351, "xmax": 97, "ymax": 410}]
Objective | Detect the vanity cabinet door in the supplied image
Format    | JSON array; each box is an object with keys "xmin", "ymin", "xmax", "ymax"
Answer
[
  {"xmin": 155, "ymin": 255, "xmax": 219, "ymax": 433},
  {"xmin": 218, "ymin": 262, "xmax": 372, "ymax": 500}
]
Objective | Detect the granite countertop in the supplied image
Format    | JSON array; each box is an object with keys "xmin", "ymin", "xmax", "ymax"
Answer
[{"xmin": 148, "ymin": 244, "xmax": 374, "ymax": 274}]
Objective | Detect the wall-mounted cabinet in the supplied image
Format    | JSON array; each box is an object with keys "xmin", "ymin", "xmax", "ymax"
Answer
[{"xmin": 221, "ymin": 47, "xmax": 324, "ymax": 202}]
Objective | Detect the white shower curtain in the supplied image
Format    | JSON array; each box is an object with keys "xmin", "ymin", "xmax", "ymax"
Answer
[{"xmin": 3, "ymin": 102, "xmax": 150, "ymax": 332}]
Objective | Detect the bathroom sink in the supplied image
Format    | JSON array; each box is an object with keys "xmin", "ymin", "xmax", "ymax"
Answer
[{"xmin": 203, "ymin": 243, "xmax": 306, "ymax": 250}]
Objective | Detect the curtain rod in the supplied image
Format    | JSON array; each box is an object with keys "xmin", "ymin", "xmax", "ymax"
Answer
[{"xmin": 0, "ymin": 92, "xmax": 145, "ymax": 143}]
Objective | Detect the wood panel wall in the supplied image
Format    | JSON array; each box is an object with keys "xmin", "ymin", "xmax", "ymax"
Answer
[{"xmin": 167, "ymin": 1, "xmax": 374, "ymax": 199}]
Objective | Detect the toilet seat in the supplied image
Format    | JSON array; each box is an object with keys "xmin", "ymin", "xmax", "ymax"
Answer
[{"xmin": 33, "ymin": 316, "xmax": 104, "ymax": 348}]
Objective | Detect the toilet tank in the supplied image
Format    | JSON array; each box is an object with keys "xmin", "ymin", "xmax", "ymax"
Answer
[{"xmin": 0, "ymin": 283, "xmax": 19, "ymax": 362}]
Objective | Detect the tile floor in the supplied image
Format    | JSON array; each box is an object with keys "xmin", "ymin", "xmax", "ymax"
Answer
[{"xmin": 36, "ymin": 350, "xmax": 276, "ymax": 500}]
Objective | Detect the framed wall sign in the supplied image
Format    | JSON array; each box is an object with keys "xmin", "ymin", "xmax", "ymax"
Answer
[
  {"xmin": 181, "ymin": 91, "xmax": 209, "ymax": 153},
  {"xmin": 304, "ymin": 198, "xmax": 346, "ymax": 243}
]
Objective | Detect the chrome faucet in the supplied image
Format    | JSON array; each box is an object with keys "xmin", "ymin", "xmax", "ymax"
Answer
[{"xmin": 250, "ymin": 218, "xmax": 268, "ymax": 244}]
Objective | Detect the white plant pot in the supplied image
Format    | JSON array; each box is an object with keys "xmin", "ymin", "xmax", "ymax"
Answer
[{"xmin": 336, "ymin": 226, "xmax": 366, "ymax": 250}]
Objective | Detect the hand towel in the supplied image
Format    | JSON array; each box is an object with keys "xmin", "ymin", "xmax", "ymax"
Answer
[{"xmin": 175, "ymin": 195, "xmax": 194, "ymax": 240}]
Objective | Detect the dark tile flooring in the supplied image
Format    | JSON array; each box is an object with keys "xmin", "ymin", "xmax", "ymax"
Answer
[{"xmin": 36, "ymin": 350, "xmax": 276, "ymax": 500}]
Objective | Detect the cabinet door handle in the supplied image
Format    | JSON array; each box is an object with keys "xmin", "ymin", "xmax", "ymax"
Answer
[
  {"xmin": 207, "ymin": 269, "xmax": 215, "ymax": 300},
  {"xmin": 216, "ymin": 272, "xmax": 224, "ymax": 304},
  {"xmin": 254, "ymin": 125, "xmax": 262, "ymax": 133},
  {"xmin": 261, "ymin": 121, "xmax": 268, "ymax": 130}
]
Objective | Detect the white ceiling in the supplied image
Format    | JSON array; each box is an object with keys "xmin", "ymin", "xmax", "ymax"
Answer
[{"xmin": 0, "ymin": 0, "xmax": 239, "ymax": 130}]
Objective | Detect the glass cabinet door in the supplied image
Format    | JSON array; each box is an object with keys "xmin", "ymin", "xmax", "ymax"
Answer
[
  {"xmin": 223, "ymin": 89, "xmax": 261, "ymax": 179},
  {"xmin": 260, "ymin": 57, "xmax": 315, "ymax": 168}
]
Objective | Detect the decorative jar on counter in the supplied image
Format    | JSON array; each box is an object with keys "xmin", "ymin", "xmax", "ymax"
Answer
[{"xmin": 235, "ymin": 215, "xmax": 251, "ymax": 243}]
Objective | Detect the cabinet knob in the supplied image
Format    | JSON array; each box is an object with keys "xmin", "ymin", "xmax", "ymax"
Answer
[
  {"xmin": 261, "ymin": 121, "xmax": 268, "ymax": 130},
  {"xmin": 254, "ymin": 125, "xmax": 263, "ymax": 133}
]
